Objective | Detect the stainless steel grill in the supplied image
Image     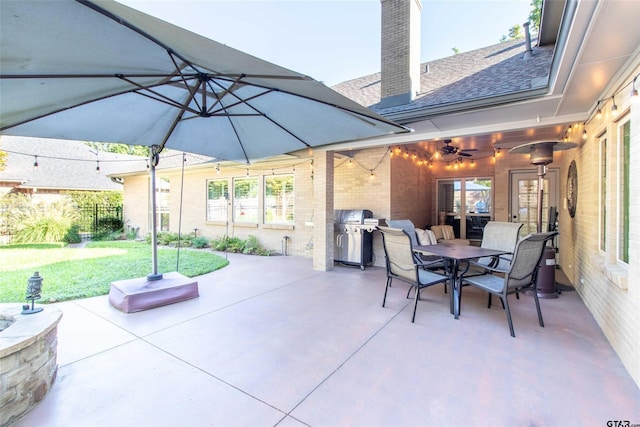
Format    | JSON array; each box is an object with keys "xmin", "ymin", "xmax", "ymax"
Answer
[{"xmin": 334, "ymin": 209, "xmax": 373, "ymax": 270}]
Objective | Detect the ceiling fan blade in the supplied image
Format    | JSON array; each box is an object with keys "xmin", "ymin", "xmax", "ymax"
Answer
[{"xmin": 458, "ymin": 152, "xmax": 473, "ymax": 157}]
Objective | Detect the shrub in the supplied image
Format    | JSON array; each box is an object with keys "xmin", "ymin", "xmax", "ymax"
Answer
[
  {"xmin": 191, "ymin": 236, "xmax": 209, "ymax": 248},
  {"xmin": 10, "ymin": 199, "xmax": 79, "ymax": 244},
  {"xmin": 126, "ymin": 226, "xmax": 139, "ymax": 240},
  {"xmin": 64, "ymin": 224, "xmax": 82, "ymax": 244},
  {"xmin": 211, "ymin": 235, "xmax": 270, "ymax": 255}
]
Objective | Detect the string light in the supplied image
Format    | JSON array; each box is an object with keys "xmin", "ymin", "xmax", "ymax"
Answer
[
  {"xmin": 215, "ymin": 164, "xmax": 220, "ymax": 174},
  {"xmin": 585, "ymin": 71, "xmax": 640, "ymax": 126},
  {"xmin": 611, "ymin": 96, "xmax": 618, "ymax": 117},
  {"xmin": 33, "ymin": 155, "xmax": 39, "ymax": 170},
  {"xmin": 95, "ymin": 161, "xmax": 100, "ymax": 174}
]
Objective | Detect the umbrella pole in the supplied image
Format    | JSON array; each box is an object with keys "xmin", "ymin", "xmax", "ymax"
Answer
[{"xmin": 148, "ymin": 146, "xmax": 163, "ymax": 281}]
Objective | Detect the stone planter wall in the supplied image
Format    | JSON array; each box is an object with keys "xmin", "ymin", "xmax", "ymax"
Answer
[{"xmin": 0, "ymin": 304, "xmax": 63, "ymax": 426}]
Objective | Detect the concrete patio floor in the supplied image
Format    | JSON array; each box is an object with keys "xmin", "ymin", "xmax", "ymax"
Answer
[{"xmin": 13, "ymin": 253, "xmax": 640, "ymax": 426}]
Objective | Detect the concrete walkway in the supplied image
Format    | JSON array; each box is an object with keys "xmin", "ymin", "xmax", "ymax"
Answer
[{"xmin": 13, "ymin": 253, "xmax": 640, "ymax": 426}]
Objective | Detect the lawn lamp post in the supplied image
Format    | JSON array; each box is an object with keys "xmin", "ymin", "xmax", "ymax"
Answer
[{"xmin": 22, "ymin": 271, "xmax": 44, "ymax": 314}]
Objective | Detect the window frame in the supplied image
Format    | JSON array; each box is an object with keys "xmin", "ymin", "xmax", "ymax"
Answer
[
  {"xmin": 233, "ymin": 176, "xmax": 259, "ymax": 224},
  {"xmin": 617, "ymin": 118, "xmax": 630, "ymax": 264},
  {"xmin": 598, "ymin": 135, "xmax": 607, "ymax": 253},
  {"xmin": 206, "ymin": 178, "xmax": 229, "ymax": 222},
  {"xmin": 264, "ymin": 174, "xmax": 294, "ymax": 225}
]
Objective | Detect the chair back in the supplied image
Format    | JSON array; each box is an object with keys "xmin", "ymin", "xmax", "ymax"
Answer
[
  {"xmin": 386, "ymin": 219, "xmax": 419, "ymax": 246},
  {"xmin": 505, "ymin": 232, "xmax": 557, "ymax": 290},
  {"xmin": 431, "ymin": 225, "xmax": 455, "ymax": 241},
  {"xmin": 378, "ymin": 226, "xmax": 418, "ymax": 283},
  {"xmin": 479, "ymin": 222, "xmax": 523, "ymax": 269}
]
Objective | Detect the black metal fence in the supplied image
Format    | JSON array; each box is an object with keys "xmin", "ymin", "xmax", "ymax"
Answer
[{"xmin": 76, "ymin": 204, "xmax": 123, "ymax": 240}]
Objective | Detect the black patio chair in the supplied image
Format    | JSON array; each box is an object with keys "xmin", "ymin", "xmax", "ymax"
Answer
[
  {"xmin": 378, "ymin": 226, "xmax": 449, "ymax": 322},
  {"xmin": 459, "ymin": 231, "xmax": 558, "ymax": 337}
]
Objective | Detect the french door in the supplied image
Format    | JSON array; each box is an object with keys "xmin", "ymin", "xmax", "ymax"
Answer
[{"xmin": 510, "ymin": 169, "xmax": 559, "ymax": 237}]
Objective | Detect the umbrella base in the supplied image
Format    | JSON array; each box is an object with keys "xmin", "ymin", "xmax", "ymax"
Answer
[
  {"xmin": 109, "ymin": 271, "xmax": 199, "ymax": 313},
  {"xmin": 147, "ymin": 272, "xmax": 163, "ymax": 281}
]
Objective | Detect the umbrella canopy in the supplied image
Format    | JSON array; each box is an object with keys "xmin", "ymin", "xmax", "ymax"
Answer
[
  {"xmin": 0, "ymin": 0, "xmax": 409, "ymax": 164},
  {"xmin": 1, "ymin": 0, "xmax": 409, "ymax": 281}
]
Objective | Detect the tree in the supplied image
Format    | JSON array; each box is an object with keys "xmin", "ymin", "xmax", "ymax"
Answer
[
  {"xmin": 501, "ymin": 24, "xmax": 524, "ymax": 42},
  {"xmin": 451, "ymin": 47, "xmax": 460, "ymax": 55},
  {"xmin": 529, "ymin": 0, "xmax": 542, "ymax": 32},
  {"xmin": 84, "ymin": 141, "xmax": 149, "ymax": 157},
  {"xmin": 500, "ymin": 0, "xmax": 542, "ymax": 42}
]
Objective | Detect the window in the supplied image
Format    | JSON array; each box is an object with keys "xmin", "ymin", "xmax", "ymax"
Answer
[
  {"xmin": 149, "ymin": 177, "xmax": 170, "ymax": 232},
  {"xmin": 264, "ymin": 175, "xmax": 294, "ymax": 224},
  {"xmin": 619, "ymin": 120, "xmax": 630, "ymax": 264},
  {"xmin": 233, "ymin": 177, "xmax": 259, "ymax": 223},
  {"xmin": 464, "ymin": 178, "xmax": 492, "ymax": 214},
  {"xmin": 599, "ymin": 137, "xmax": 607, "ymax": 252},
  {"xmin": 206, "ymin": 179, "xmax": 228, "ymax": 221}
]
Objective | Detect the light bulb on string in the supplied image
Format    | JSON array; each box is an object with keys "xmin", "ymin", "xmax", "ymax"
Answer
[{"xmin": 33, "ymin": 155, "xmax": 39, "ymax": 170}]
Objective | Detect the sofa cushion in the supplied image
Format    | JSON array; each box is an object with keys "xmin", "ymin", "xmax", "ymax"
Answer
[{"xmin": 442, "ymin": 226, "xmax": 455, "ymax": 240}]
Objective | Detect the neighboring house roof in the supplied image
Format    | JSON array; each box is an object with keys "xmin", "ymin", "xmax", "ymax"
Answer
[
  {"xmin": 0, "ymin": 136, "xmax": 146, "ymax": 191},
  {"xmin": 109, "ymin": 149, "xmax": 214, "ymax": 177},
  {"xmin": 332, "ymin": 38, "xmax": 554, "ymax": 116}
]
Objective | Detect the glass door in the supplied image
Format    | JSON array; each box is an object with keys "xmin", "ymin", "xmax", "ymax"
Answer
[{"xmin": 510, "ymin": 169, "xmax": 558, "ymax": 237}]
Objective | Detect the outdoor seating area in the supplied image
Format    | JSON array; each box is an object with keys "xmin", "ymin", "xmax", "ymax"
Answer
[{"xmin": 14, "ymin": 253, "xmax": 639, "ymax": 426}]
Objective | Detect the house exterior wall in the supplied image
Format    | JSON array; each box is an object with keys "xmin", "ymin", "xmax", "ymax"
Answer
[
  {"xmin": 122, "ymin": 174, "xmax": 148, "ymax": 237},
  {"xmin": 556, "ymin": 63, "xmax": 640, "ymax": 387},
  {"xmin": 389, "ymin": 150, "xmax": 430, "ymax": 228},
  {"xmin": 335, "ymin": 146, "xmax": 391, "ymax": 267},
  {"xmin": 125, "ymin": 162, "xmax": 316, "ymax": 258}
]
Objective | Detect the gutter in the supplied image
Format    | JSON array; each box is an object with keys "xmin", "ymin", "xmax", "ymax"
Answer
[{"xmin": 383, "ymin": 86, "xmax": 551, "ymax": 124}]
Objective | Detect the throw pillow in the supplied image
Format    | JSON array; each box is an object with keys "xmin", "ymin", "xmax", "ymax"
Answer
[
  {"xmin": 415, "ymin": 228, "xmax": 430, "ymax": 245},
  {"xmin": 426, "ymin": 229, "xmax": 438, "ymax": 245}
]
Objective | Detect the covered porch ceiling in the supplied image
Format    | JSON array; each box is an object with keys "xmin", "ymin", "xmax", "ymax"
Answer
[{"xmin": 323, "ymin": 0, "xmax": 640, "ymax": 160}]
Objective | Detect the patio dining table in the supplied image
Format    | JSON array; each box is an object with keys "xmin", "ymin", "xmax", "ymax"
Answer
[{"xmin": 414, "ymin": 244, "xmax": 511, "ymax": 319}]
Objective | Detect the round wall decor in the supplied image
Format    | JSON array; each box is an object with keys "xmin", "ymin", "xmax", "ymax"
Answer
[{"xmin": 567, "ymin": 160, "xmax": 578, "ymax": 218}]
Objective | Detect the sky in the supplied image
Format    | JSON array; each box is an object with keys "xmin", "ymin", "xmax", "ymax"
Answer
[{"xmin": 118, "ymin": 0, "xmax": 534, "ymax": 86}]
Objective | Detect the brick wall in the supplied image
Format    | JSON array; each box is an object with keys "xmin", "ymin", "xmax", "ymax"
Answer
[
  {"xmin": 381, "ymin": 0, "xmax": 421, "ymax": 105},
  {"xmin": 557, "ymin": 63, "xmax": 640, "ymax": 387}
]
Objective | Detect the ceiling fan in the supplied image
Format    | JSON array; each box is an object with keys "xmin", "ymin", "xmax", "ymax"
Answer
[{"xmin": 439, "ymin": 139, "xmax": 478, "ymax": 157}]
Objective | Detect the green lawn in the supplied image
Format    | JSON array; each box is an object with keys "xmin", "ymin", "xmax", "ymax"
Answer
[{"xmin": 0, "ymin": 241, "xmax": 229, "ymax": 303}]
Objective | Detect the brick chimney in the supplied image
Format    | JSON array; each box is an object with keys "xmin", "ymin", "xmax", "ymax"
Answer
[{"xmin": 380, "ymin": 0, "xmax": 422, "ymax": 107}]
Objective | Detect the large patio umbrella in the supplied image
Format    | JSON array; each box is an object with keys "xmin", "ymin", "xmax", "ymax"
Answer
[{"xmin": 0, "ymin": 0, "xmax": 409, "ymax": 279}]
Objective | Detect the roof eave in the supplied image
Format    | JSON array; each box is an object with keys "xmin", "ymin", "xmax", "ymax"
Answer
[{"xmin": 382, "ymin": 86, "xmax": 551, "ymax": 124}]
